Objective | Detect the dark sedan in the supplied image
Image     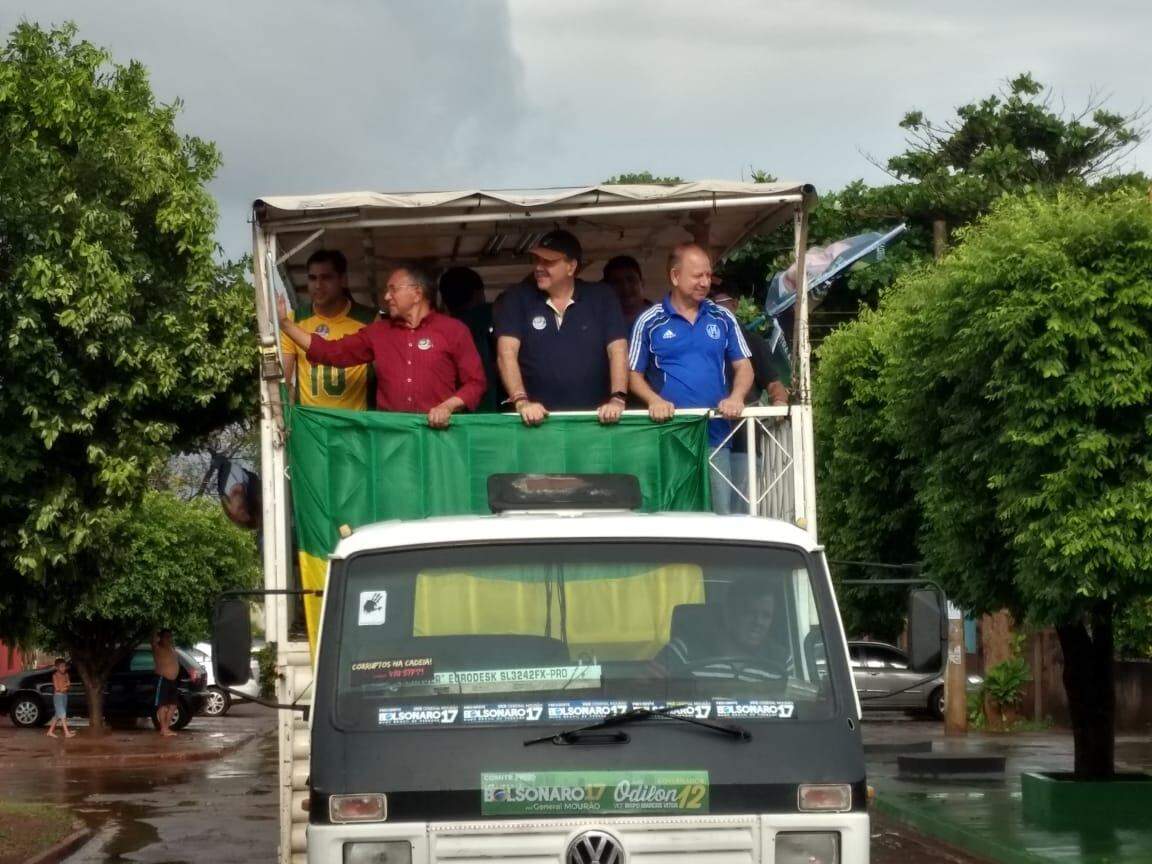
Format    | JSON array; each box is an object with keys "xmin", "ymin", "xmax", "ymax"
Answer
[{"xmin": 0, "ymin": 646, "xmax": 208, "ymax": 730}]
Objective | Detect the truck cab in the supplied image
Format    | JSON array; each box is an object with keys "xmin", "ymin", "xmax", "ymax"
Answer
[{"xmin": 307, "ymin": 502, "xmax": 863, "ymax": 864}]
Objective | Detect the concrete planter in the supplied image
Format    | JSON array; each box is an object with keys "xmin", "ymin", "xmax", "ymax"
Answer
[{"xmin": 1022, "ymin": 771, "xmax": 1152, "ymax": 828}]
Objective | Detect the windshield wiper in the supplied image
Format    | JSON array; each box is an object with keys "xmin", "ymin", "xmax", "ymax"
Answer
[{"xmin": 524, "ymin": 704, "xmax": 750, "ymax": 746}]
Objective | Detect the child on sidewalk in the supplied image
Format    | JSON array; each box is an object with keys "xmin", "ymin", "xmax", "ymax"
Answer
[{"xmin": 46, "ymin": 658, "xmax": 76, "ymax": 739}]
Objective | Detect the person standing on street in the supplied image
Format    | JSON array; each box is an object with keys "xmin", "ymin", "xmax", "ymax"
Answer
[
  {"xmin": 45, "ymin": 658, "xmax": 76, "ymax": 738},
  {"xmin": 152, "ymin": 629, "xmax": 180, "ymax": 737}
]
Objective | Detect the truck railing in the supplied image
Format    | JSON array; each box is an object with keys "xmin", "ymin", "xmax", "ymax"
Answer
[{"xmin": 538, "ymin": 405, "xmax": 811, "ymax": 529}]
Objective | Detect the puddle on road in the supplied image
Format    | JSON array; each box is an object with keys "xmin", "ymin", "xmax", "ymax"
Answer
[
  {"xmin": 69, "ymin": 808, "xmax": 171, "ymax": 864},
  {"xmin": 5, "ymin": 727, "xmax": 277, "ymax": 863}
]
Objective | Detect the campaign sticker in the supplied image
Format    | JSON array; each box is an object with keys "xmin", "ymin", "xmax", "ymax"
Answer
[
  {"xmin": 713, "ymin": 700, "xmax": 795, "ymax": 719},
  {"xmin": 357, "ymin": 591, "xmax": 387, "ymax": 626},
  {"xmin": 630, "ymin": 700, "xmax": 713, "ymax": 720},
  {"xmin": 461, "ymin": 703, "xmax": 545, "ymax": 724},
  {"xmin": 428, "ymin": 665, "xmax": 601, "ymax": 695},
  {"xmin": 351, "ymin": 657, "xmax": 434, "ymax": 687},
  {"xmin": 377, "ymin": 704, "xmax": 459, "ymax": 726},
  {"xmin": 481, "ymin": 770, "xmax": 710, "ymax": 816},
  {"xmin": 417, "ymin": 337, "xmax": 433, "ymax": 350},
  {"xmin": 546, "ymin": 700, "xmax": 629, "ymax": 722},
  {"xmin": 531, "ymin": 315, "xmax": 547, "ymax": 330}
]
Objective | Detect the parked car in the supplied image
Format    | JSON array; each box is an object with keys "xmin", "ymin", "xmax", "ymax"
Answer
[
  {"xmin": 190, "ymin": 641, "xmax": 262, "ymax": 716},
  {"xmin": 849, "ymin": 641, "xmax": 982, "ymax": 720},
  {"xmin": 0, "ymin": 646, "xmax": 208, "ymax": 730}
]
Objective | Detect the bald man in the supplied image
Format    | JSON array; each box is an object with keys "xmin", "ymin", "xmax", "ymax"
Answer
[{"xmin": 628, "ymin": 243, "xmax": 753, "ymax": 513}]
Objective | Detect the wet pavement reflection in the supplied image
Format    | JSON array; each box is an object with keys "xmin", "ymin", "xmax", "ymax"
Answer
[
  {"xmin": 2, "ymin": 704, "xmax": 277, "ymax": 863},
  {"xmin": 864, "ymin": 712, "xmax": 1152, "ymax": 864}
]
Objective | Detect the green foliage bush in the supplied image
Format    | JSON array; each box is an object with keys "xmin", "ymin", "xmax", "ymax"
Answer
[
  {"xmin": 983, "ymin": 657, "xmax": 1031, "ymax": 711},
  {"xmin": 817, "ymin": 189, "xmax": 1152, "ymax": 773},
  {"xmin": 256, "ymin": 642, "xmax": 278, "ymax": 701}
]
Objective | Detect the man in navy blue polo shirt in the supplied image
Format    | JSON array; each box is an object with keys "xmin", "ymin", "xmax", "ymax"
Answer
[
  {"xmin": 495, "ymin": 230, "xmax": 629, "ymax": 425},
  {"xmin": 628, "ymin": 243, "xmax": 753, "ymax": 513}
]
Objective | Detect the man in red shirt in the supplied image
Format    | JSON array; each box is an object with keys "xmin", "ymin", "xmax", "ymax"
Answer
[{"xmin": 277, "ymin": 263, "xmax": 486, "ymax": 427}]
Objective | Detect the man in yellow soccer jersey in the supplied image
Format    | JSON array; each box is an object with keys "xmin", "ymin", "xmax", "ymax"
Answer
[{"xmin": 281, "ymin": 250, "xmax": 377, "ymax": 409}]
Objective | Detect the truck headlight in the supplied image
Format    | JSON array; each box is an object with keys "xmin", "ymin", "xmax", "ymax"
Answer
[
  {"xmin": 343, "ymin": 841, "xmax": 412, "ymax": 864},
  {"xmin": 775, "ymin": 831, "xmax": 839, "ymax": 864}
]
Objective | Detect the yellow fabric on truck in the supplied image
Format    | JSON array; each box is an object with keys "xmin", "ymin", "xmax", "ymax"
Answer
[
  {"xmin": 299, "ymin": 551, "xmax": 328, "ymax": 651},
  {"xmin": 413, "ymin": 565, "xmax": 704, "ymax": 661}
]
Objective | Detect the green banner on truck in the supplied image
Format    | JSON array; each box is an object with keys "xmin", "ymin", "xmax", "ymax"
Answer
[{"xmin": 286, "ymin": 408, "xmax": 711, "ymax": 642}]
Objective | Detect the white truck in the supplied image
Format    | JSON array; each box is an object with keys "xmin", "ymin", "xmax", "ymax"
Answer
[{"xmin": 213, "ymin": 182, "xmax": 942, "ymax": 864}]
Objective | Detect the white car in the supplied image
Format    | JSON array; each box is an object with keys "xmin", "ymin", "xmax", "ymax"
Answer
[{"xmin": 191, "ymin": 641, "xmax": 262, "ymax": 716}]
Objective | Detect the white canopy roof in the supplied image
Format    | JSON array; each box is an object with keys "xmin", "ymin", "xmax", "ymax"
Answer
[{"xmin": 254, "ymin": 180, "xmax": 815, "ymax": 298}]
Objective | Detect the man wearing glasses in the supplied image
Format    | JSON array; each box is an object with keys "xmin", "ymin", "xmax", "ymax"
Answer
[
  {"xmin": 277, "ymin": 263, "xmax": 486, "ymax": 428},
  {"xmin": 494, "ymin": 230, "xmax": 629, "ymax": 426}
]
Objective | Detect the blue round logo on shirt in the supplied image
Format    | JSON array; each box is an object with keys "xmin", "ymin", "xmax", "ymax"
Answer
[{"xmin": 706, "ymin": 323, "xmax": 721, "ymax": 340}]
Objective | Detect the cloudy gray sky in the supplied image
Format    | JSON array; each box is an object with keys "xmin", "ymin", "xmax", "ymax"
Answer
[{"xmin": 5, "ymin": 0, "xmax": 1150, "ymax": 258}]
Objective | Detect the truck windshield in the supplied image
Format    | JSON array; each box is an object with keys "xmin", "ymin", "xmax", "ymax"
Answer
[{"xmin": 332, "ymin": 542, "xmax": 835, "ymax": 730}]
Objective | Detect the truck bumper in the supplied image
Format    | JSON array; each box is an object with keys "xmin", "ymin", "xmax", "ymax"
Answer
[{"xmin": 307, "ymin": 811, "xmax": 870, "ymax": 863}]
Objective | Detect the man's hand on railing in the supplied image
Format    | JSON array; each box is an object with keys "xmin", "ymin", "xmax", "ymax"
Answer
[
  {"xmin": 767, "ymin": 381, "xmax": 790, "ymax": 407},
  {"xmin": 517, "ymin": 401, "xmax": 549, "ymax": 427},
  {"xmin": 596, "ymin": 399, "xmax": 624, "ymax": 425},
  {"xmin": 647, "ymin": 398, "xmax": 676, "ymax": 423},
  {"xmin": 717, "ymin": 396, "xmax": 745, "ymax": 420},
  {"xmin": 427, "ymin": 398, "xmax": 463, "ymax": 430}
]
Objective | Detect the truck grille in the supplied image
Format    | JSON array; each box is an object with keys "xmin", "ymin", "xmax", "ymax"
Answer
[{"xmin": 430, "ymin": 816, "xmax": 758, "ymax": 864}]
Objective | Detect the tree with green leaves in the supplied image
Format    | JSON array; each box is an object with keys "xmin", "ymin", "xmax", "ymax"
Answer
[
  {"xmin": 798, "ymin": 76, "xmax": 1145, "ymax": 640},
  {"xmin": 0, "ymin": 22, "xmax": 255, "ymax": 729},
  {"xmin": 47, "ymin": 493, "xmax": 259, "ymax": 729},
  {"xmin": 604, "ymin": 171, "xmax": 684, "ymax": 185},
  {"xmin": 811, "ymin": 305, "xmax": 921, "ymax": 641},
  {"xmin": 730, "ymin": 74, "xmax": 1146, "ymax": 338},
  {"xmin": 885, "ymin": 73, "xmax": 1147, "ymax": 240},
  {"xmin": 823, "ymin": 190, "xmax": 1152, "ymax": 778}
]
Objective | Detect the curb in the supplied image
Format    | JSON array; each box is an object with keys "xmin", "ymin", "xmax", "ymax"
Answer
[
  {"xmin": 873, "ymin": 793, "xmax": 1044, "ymax": 864},
  {"xmin": 23, "ymin": 821, "xmax": 90, "ymax": 864},
  {"xmin": 0, "ymin": 731, "xmax": 261, "ymax": 770}
]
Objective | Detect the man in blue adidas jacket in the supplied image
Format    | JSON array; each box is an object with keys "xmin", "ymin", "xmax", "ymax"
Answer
[{"xmin": 628, "ymin": 243, "xmax": 753, "ymax": 513}]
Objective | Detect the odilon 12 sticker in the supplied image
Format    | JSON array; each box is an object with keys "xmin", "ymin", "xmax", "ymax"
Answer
[{"xmin": 481, "ymin": 771, "xmax": 710, "ymax": 816}]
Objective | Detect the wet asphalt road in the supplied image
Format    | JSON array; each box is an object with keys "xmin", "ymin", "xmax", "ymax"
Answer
[
  {"xmin": 3, "ymin": 703, "xmax": 278, "ymax": 864},
  {"xmin": 2, "ymin": 704, "xmax": 984, "ymax": 863}
]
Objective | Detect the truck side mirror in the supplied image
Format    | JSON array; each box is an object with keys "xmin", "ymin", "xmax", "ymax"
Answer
[
  {"xmin": 212, "ymin": 598, "xmax": 253, "ymax": 686},
  {"xmin": 906, "ymin": 589, "xmax": 946, "ymax": 673}
]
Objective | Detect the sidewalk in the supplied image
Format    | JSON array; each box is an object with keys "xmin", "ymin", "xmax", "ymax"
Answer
[
  {"xmin": 0, "ymin": 718, "xmax": 262, "ymax": 768},
  {"xmin": 865, "ymin": 718, "xmax": 1152, "ymax": 864}
]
